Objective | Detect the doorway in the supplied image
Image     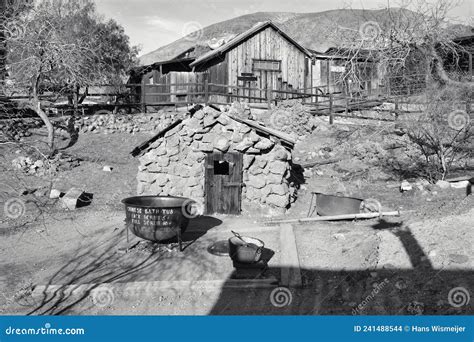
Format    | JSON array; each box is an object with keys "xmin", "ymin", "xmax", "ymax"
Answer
[{"xmin": 204, "ymin": 151, "xmax": 243, "ymax": 215}]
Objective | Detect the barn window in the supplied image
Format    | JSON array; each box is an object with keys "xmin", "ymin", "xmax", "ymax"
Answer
[
  {"xmin": 214, "ymin": 160, "xmax": 229, "ymax": 175},
  {"xmin": 148, "ymin": 76, "xmax": 154, "ymax": 85},
  {"xmin": 253, "ymin": 59, "xmax": 281, "ymax": 71}
]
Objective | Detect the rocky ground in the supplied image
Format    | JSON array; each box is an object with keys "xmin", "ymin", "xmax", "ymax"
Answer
[{"xmin": 0, "ymin": 106, "xmax": 472, "ymax": 315}]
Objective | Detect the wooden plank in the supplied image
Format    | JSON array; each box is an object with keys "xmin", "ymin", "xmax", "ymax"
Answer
[
  {"xmin": 263, "ymin": 211, "xmax": 403, "ymax": 226},
  {"xmin": 237, "ymin": 76, "xmax": 258, "ymax": 82},
  {"xmin": 204, "ymin": 153, "xmax": 214, "ymax": 214},
  {"xmin": 229, "ymin": 152, "xmax": 242, "ymax": 214},
  {"xmin": 228, "ymin": 114, "xmax": 295, "ymax": 146},
  {"xmin": 279, "ymin": 224, "xmax": 302, "ymax": 288}
]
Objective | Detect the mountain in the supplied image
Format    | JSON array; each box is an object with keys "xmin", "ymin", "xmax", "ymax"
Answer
[{"xmin": 139, "ymin": 9, "xmax": 473, "ymax": 66}]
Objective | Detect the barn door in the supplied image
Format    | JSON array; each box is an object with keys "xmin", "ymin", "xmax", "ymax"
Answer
[{"xmin": 205, "ymin": 151, "xmax": 243, "ymax": 215}]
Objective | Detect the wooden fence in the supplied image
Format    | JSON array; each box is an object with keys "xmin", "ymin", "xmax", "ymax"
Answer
[{"xmin": 3, "ymin": 77, "xmax": 471, "ymax": 126}]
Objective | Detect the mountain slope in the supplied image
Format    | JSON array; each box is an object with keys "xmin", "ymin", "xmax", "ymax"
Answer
[{"xmin": 139, "ymin": 9, "xmax": 472, "ymax": 66}]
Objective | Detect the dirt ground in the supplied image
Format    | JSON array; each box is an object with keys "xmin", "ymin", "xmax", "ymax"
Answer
[{"xmin": 0, "ymin": 119, "xmax": 472, "ymax": 315}]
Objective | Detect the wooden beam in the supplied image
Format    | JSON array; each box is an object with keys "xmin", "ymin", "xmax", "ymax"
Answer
[
  {"xmin": 279, "ymin": 224, "xmax": 302, "ymax": 288},
  {"xmin": 264, "ymin": 211, "xmax": 404, "ymax": 225}
]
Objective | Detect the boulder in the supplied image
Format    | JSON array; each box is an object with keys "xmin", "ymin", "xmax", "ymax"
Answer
[
  {"xmin": 203, "ymin": 116, "xmax": 217, "ymax": 127},
  {"xmin": 269, "ymin": 161, "xmax": 287, "ymax": 175},
  {"xmin": 246, "ymin": 147, "xmax": 260, "ymax": 154},
  {"xmin": 249, "ymin": 131, "xmax": 261, "ymax": 143},
  {"xmin": 255, "ymin": 158, "xmax": 268, "ymax": 169},
  {"xmin": 249, "ymin": 165, "xmax": 263, "ymax": 176},
  {"xmin": 137, "ymin": 172, "xmax": 157, "ymax": 184},
  {"xmin": 271, "ymin": 183, "xmax": 289, "ymax": 196},
  {"xmin": 435, "ymin": 180, "xmax": 451, "ymax": 190},
  {"xmin": 254, "ymin": 138, "xmax": 274, "ymax": 150},
  {"xmin": 156, "ymin": 156, "xmax": 170, "ymax": 167},
  {"xmin": 266, "ymin": 194, "xmax": 289, "ymax": 208},
  {"xmin": 49, "ymin": 189, "xmax": 62, "ymax": 199},
  {"xmin": 187, "ymin": 177, "xmax": 199, "ymax": 187},
  {"xmin": 102, "ymin": 165, "xmax": 113, "ymax": 172},
  {"xmin": 272, "ymin": 148, "xmax": 290, "ymax": 161},
  {"xmin": 247, "ymin": 175, "xmax": 266, "ymax": 189},
  {"xmin": 243, "ymin": 155, "xmax": 255, "ymax": 169},
  {"xmin": 245, "ymin": 186, "xmax": 261, "ymax": 201},
  {"xmin": 234, "ymin": 137, "xmax": 254, "ymax": 152},
  {"xmin": 213, "ymin": 137, "xmax": 230, "ymax": 152},
  {"xmin": 400, "ymin": 180, "xmax": 413, "ymax": 192},
  {"xmin": 197, "ymin": 142, "xmax": 213, "ymax": 152}
]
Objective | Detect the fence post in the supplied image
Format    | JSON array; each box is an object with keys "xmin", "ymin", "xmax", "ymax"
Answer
[
  {"xmin": 203, "ymin": 73, "xmax": 209, "ymax": 104},
  {"xmin": 140, "ymin": 80, "xmax": 147, "ymax": 113},
  {"xmin": 329, "ymin": 93, "xmax": 334, "ymax": 125},
  {"xmin": 267, "ymin": 88, "xmax": 272, "ymax": 109}
]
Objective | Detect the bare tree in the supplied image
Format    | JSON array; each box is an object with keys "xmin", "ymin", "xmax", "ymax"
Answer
[
  {"xmin": 326, "ymin": 0, "xmax": 472, "ymax": 91},
  {"xmin": 324, "ymin": 0, "xmax": 473, "ymax": 179},
  {"xmin": 1, "ymin": 0, "xmax": 138, "ymax": 154}
]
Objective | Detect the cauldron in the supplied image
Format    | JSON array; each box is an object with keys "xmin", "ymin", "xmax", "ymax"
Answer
[
  {"xmin": 122, "ymin": 196, "xmax": 194, "ymax": 242},
  {"xmin": 228, "ymin": 236, "xmax": 264, "ymax": 264}
]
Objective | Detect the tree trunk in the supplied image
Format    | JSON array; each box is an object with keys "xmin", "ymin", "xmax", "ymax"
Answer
[{"xmin": 32, "ymin": 96, "xmax": 55, "ymax": 154}]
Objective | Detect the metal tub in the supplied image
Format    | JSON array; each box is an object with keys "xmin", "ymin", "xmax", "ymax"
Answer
[
  {"xmin": 122, "ymin": 196, "xmax": 193, "ymax": 242},
  {"xmin": 315, "ymin": 193, "xmax": 363, "ymax": 216}
]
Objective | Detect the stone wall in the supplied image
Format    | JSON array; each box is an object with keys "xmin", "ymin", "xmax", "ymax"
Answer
[
  {"xmin": 136, "ymin": 106, "xmax": 295, "ymax": 214},
  {"xmin": 49, "ymin": 110, "xmax": 181, "ymax": 135},
  {"xmin": 74, "ymin": 111, "xmax": 179, "ymax": 134}
]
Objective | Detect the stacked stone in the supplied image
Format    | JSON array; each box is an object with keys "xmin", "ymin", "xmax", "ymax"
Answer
[
  {"xmin": 63, "ymin": 111, "xmax": 180, "ymax": 134},
  {"xmin": 266, "ymin": 99, "xmax": 320, "ymax": 136},
  {"xmin": 136, "ymin": 106, "xmax": 294, "ymax": 213}
]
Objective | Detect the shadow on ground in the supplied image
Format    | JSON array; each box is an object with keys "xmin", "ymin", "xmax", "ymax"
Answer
[{"xmin": 5, "ymin": 217, "xmax": 472, "ymax": 316}]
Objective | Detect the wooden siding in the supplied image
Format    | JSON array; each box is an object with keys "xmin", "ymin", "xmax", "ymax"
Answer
[
  {"xmin": 223, "ymin": 26, "xmax": 311, "ymax": 100},
  {"xmin": 205, "ymin": 151, "xmax": 243, "ymax": 215},
  {"xmin": 144, "ymin": 71, "xmax": 207, "ymax": 104}
]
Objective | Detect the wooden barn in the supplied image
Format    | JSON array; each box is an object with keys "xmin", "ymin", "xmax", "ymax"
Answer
[
  {"xmin": 448, "ymin": 33, "xmax": 474, "ymax": 80},
  {"xmin": 189, "ymin": 21, "xmax": 314, "ymax": 102},
  {"xmin": 132, "ymin": 21, "xmax": 383, "ymax": 108}
]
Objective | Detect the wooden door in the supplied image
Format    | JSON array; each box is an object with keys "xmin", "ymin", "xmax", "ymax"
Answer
[{"xmin": 205, "ymin": 152, "xmax": 243, "ymax": 215}]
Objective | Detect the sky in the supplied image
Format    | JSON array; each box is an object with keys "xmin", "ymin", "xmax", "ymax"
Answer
[{"xmin": 94, "ymin": 0, "xmax": 473, "ymax": 56}]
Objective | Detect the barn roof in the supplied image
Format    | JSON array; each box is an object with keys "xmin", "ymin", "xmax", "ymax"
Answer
[{"xmin": 190, "ymin": 21, "xmax": 312, "ymax": 68}]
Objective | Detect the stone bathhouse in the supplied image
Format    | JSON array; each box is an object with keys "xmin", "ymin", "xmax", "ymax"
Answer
[{"xmin": 134, "ymin": 105, "xmax": 297, "ymax": 215}]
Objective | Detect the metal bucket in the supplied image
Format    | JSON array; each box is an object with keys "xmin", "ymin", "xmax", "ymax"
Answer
[
  {"xmin": 228, "ymin": 236, "xmax": 264, "ymax": 264},
  {"xmin": 315, "ymin": 193, "xmax": 363, "ymax": 216},
  {"xmin": 122, "ymin": 196, "xmax": 193, "ymax": 242}
]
